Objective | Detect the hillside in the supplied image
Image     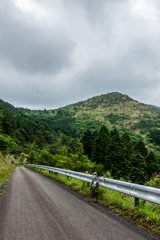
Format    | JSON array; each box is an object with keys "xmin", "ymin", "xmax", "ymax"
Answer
[
  {"xmin": 17, "ymin": 92, "xmax": 160, "ymax": 155},
  {"xmin": 0, "ymin": 99, "xmax": 67, "ymax": 154},
  {"xmin": 60, "ymin": 92, "xmax": 160, "ymax": 131}
]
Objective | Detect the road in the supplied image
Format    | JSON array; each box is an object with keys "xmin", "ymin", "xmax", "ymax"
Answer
[{"xmin": 0, "ymin": 166, "xmax": 159, "ymax": 240}]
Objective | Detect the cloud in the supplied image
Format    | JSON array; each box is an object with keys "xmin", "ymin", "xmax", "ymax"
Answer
[
  {"xmin": 0, "ymin": 0, "xmax": 74, "ymax": 74},
  {"xmin": 1, "ymin": 0, "xmax": 160, "ymax": 109},
  {"xmin": 0, "ymin": 27, "xmax": 74, "ymax": 74}
]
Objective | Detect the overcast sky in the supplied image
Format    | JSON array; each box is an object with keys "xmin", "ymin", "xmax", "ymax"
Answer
[{"xmin": 1, "ymin": 0, "xmax": 160, "ymax": 109}]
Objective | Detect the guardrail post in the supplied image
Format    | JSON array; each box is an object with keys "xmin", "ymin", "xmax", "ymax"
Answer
[
  {"xmin": 87, "ymin": 182, "xmax": 90, "ymax": 188},
  {"xmin": 135, "ymin": 197, "xmax": 139, "ymax": 207}
]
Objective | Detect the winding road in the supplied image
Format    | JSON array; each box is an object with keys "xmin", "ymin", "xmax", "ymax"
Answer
[{"xmin": 0, "ymin": 166, "xmax": 159, "ymax": 240}]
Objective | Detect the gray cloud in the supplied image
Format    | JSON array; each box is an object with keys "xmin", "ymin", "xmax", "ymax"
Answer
[
  {"xmin": 0, "ymin": 27, "xmax": 74, "ymax": 74},
  {"xmin": 0, "ymin": 1, "xmax": 74, "ymax": 74},
  {"xmin": 1, "ymin": 0, "xmax": 160, "ymax": 109}
]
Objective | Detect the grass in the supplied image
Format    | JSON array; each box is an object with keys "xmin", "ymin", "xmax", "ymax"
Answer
[
  {"xmin": 0, "ymin": 153, "xmax": 15, "ymax": 184},
  {"xmin": 0, "ymin": 190, "xmax": 4, "ymax": 196},
  {"xmin": 26, "ymin": 166, "xmax": 160, "ymax": 235}
]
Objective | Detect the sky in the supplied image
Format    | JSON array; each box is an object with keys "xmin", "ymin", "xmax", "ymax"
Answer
[{"xmin": 1, "ymin": 0, "xmax": 160, "ymax": 110}]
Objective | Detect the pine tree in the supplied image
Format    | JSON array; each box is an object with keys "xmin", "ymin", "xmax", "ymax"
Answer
[
  {"xmin": 145, "ymin": 151, "xmax": 160, "ymax": 180},
  {"xmin": 91, "ymin": 125, "xmax": 110, "ymax": 165},
  {"xmin": 91, "ymin": 130, "xmax": 98, "ymax": 147},
  {"xmin": 128, "ymin": 153, "xmax": 147, "ymax": 184},
  {"xmin": 134, "ymin": 139, "xmax": 148, "ymax": 157},
  {"xmin": 105, "ymin": 129, "xmax": 128, "ymax": 179},
  {"xmin": 121, "ymin": 132, "xmax": 134, "ymax": 174},
  {"xmin": 121, "ymin": 132, "xmax": 134, "ymax": 159},
  {"xmin": 80, "ymin": 129, "xmax": 92, "ymax": 159}
]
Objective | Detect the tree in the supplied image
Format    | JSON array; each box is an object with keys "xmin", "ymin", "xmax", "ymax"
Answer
[
  {"xmin": 80, "ymin": 129, "xmax": 92, "ymax": 159},
  {"xmin": 145, "ymin": 151, "xmax": 160, "ymax": 181},
  {"xmin": 105, "ymin": 129, "xmax": 128, "ymax": 179},
  {"xmin": 27, "ymin": 150, "xmax": 37, "ymax": 164},
  {"xmin": 134, "ymin": 140, "xmax": 148, "ymax": 157},
  {"xmin": 48, "ymin": 143, "xmax": 62, "ymax": 155},
  {"xmin": 0, "ymin": 134, "xmax": 17, "ymax": 153},
  {"xmin": 92, "ymin": 125, "xmax": 110, "ymax": 165},
  {"xmin": 92, "ymin": 130, "xmax": 98, "ymax": 145},
  {"xmin": 35, "ymin": 130, "xmax": 46, "ymax": 149},
  {"xmin": 67, "ymin": 139, "xmax": 84, "ymax": 156},
  {"xmin": 0, "ymin": 111, "xmax": 4, "ymax": 133},
  {"xmin": 40, "ymin": 149, "xmax": 56, "ymax": 166},
  {"xmin": 55, "ymin": 153, "xmax": 95, "ymax": 172},
  {"xmin": 45, "ymin": 131, "xmax": 54, "ymax": 145},
  {"xmin": 121, "ymin": 132, "xmax": 134, "ymax": 159},
  {"xmin": 128, "ymin": 153, "xmax": 147, "ymax": 184}
]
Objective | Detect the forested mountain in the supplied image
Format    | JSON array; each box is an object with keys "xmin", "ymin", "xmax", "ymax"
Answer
[
  {"xmin": 17, "ymin": 92, "xmax": 160, "ymax": 155},
  {"xmin": 0, "ymin": 99, "xmax": 69, "ymax": 154},
  {"xmin": 1, "ymin": 92, "xmax": 160, "ymax": 184}
]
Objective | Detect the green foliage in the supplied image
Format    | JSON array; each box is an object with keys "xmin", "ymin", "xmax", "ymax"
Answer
[
  {"xmin": 0, "ymin": 154, "xmax": 15, "ymax": 183},
  {"xmin": 121, "ymin": 132, "xmax": 134, "ymax": 158},
  {"xmin": 149, "ymin": 129, "xmax": 160, "ymax": 145},
  {"xmin": 67, "ymin": 139, "xmax": 84, "ymax": 156},
  {"xmin": 92, "ymin": 125, "xmax": 110, "ymax": 165},
  {"xmin": 106, "ymin": 113, "xmax": 130, "ymax": 124},
  {"xmin": 80, "ymin": 129, "xmax": 92, "ymax": 159},
  {"xmin": 0, "ymin": 134, "xmax": 17, "ymax": 153},
  {"xmin": 55, "ymin": 153, "xmax": 94, "ymax": 172},
  {"xmin": 0, "ymin": 99, "xmax": 66, "ymax": 154},
  {"xmin": 103, "ymin": 170, "xmax": 112, "ymax": 178},
  {"xmin": 80, "ymin": 125, "xmax": 160, "ymax": 184},
  {"xmin": 128, "ymin": 153, "xmax": 147, "ymax": 184},
  {"xmin": 27, "ymin": 141, "xmax": 95, "ymax": 173},
  {"xmin": 145, "ymin": 151, "xmax": 160, "ymax": 181},
  {"xmin": 48, "ymin": 143, "xmax": 62, "ymax": 155},
  {"xmin": 12, "ymin": 92, "xmax": 160, "ymax": 156},
  {"xmin": 94, "ymin": 163, "xmax": 104, "ymax": 176},
  {"xmin": 28, "ymin": 166, "xmax": 160, "ymax": 229},
  {"xmin": 105, "ymin": 129, "xmax": 128, "ymax": 179},
  {"xmin": 80, "ymin": 129, "xmax": 98, "ymax": 160},
  {"xmin": 134, "ymin": 119, "xmax": 158, "ymax": 130},
  {"xmin": 1, "ymin": 93, "xmax": 160, "ymax": 185},
  {"xmin": 27, "ymin": 150, "xmax": 38, "ymax": 164},
  {"xmin": 145, "ymin": 173, "xmax": 160, "ymax": 188},
  {"xmin": 134, "ymin": 140, "xmax": 148, "ymax": 157}
]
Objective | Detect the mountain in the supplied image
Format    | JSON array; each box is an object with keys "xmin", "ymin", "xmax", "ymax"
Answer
[
  {"xmin": 0, "ymin": 99, "xmax": 64, "ymax": 153},
  {"xmin": 17, "ymin": 92, "xmax": 160, "ymax": 156}
]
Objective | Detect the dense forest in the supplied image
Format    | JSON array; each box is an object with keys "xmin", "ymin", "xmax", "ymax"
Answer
[
  {"xmin": 17, "ymin": 92, "xmax": 160, "ymax": 156},
  {"xmin": 26, "ymin": 125, "xmax": 160, "ymax": 184},
  {"xmin": 81, "ymin": 126, "xmax": 160, "ymax": 184},
  {"xmin": 0, "ymin": 99, "xmax": 70, "ymax": 155},
  {"xmin": 1, "ymin": 92, "xmax": 160, "ymax": 184}
]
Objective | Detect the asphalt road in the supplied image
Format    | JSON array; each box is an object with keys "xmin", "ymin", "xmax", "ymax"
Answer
[{"xmin": 0, "ymin": 166, "xmax": 159, "ymax": 240}]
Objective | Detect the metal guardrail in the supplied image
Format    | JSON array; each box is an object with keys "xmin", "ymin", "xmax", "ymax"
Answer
[{"xmin": 26, "ymin": 164, "xmax": 160, "ymax": 205}]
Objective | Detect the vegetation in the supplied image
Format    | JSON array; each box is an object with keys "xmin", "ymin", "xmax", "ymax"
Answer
[
  {"xmin": 0, "ymin": 99, "xmax": 70, "ymax": 156},
  {"xmin": 24, "ymin": 124, "xmax": 160, "ymax": 186},
  {"xmin": 17, "ymin": 92, "xmax": 160, "ymax": 156},
  {"xmin": 1, "ymin": 92, "xmax": 160, "ymax": 185},
  {"xmin": 26, "ymin": 167, "xmax": 160, "ymax": 234},
  {"xmin": 0, "ymin": 153, "xmax": 15, "ymax": 184},
  {"xmin": 1, "ymin": 92, "xmax": 160, "ymax": 233}
]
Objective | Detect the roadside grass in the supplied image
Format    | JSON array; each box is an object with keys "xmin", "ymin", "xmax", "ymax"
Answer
[
  {"xmin": 0, "ymin": 190, "xmax": 4, "ymax": 196},
  {"xmin": 0, "ymin": 154, "xmax": 15, "ymax": 184},
  {"xmin": 26, "ymin": 166, "xmax": 160, "ymax": 235}
]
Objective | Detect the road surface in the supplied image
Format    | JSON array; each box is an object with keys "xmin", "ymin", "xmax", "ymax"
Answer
[{"xmin": 0, "ymin": 166, "xmax": 159, "ymax": 240}]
